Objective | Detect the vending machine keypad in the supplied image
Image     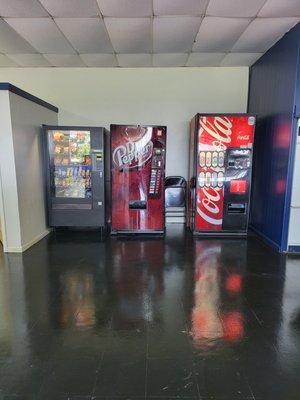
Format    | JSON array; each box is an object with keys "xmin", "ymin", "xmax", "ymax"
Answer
[{"xmin": 149, "ymin": 145, "xmax": 164, "ymax": 197}]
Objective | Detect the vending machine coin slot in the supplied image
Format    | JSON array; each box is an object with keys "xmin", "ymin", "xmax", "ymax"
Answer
[{"xmin": 92, "ymin": 150, "xmax": 103, "ymax": 172}]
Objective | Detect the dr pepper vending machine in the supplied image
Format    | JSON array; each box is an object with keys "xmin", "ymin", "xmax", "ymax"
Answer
[
  {"xmin": 110, "ymin": 124, "xmax": 167, "ymax": 234},
  {"xmin": 43, "ymin": 125, "xmax": 110, "ymax": 229},
  {"xmin": 187, "ymin": 114, "xmax": 256, "ymax": 235}
]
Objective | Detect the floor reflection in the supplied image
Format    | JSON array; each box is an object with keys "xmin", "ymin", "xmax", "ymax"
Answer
[
  {"xmin": 0, "ymin": 227, "xmax": 299, "ymax": 399},
  {"xmin": 108, "ymin": 239, "xmax": 165, "ymax": 329},
  {"xmin": 191, "ymin": 242, "xmax": 224, "ymax": 344},
  {"xmin": 60, "ymin": 271, "xmax": 96, "ymax": 329},
  {"xmin": 191, "ymin": 240, "xmax": 246, "ymax": 350}
]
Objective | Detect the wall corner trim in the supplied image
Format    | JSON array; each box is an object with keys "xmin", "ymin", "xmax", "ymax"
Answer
[
  {"xmin": 4, "ymin": 229, "xmax": 51, "ymax": 253},
  {"xmin": 0, "ymin": 82, "xmax": 58, "ymax": 113}
]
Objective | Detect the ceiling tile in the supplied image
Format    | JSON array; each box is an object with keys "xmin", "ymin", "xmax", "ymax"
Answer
[
  {"xmin": 0, "ymin": 19, "xmax": 37, "ymax": 53},
  {"xmin": 6, "ymin": 53, "xmax": 52, "ymax": 66},
  {"xmin": 39, "ymin": 0, "xmax": 100, "ymax": 17},
  {"xmin": 186, "ymin": 52, "xmax": 225, "ymax": 66},
  {"xmin": 5, "ymin": 18, "xmax": 76, "ymax": 53},
  {"xmin": 206, "ymin": 0, "xmax": 266, "ymax": 17},
  {"xmin": 258, "ymin": 0, "xmax": 300, "ymax": 17},
  {"xmin": 44, "ymin": 54, "xmax": 86, "ymax": 66},
  {"xmin": 98, "ymin": 0, "xmax": 152, "ymax": 17},
  {"xmin": 153, "ymin": 16, "xmax": 202, "ymax": 53},
  {"xmin": 232, "ymin": 17, "xmax": 299, "ymax": 52},
  {"xmin": 104, "ymin": 18, "xmax": 151, "ymax": 53},
  {"xmin": 117, "ymin": 53, "xmax": 152, "ymax": 67},
  {"xmin": 55, "ymin": 18, "xmax": 113, "ymax": 53},
  {"xmin": 193, "ymin": 17, "xmax": 251, "ymax": 52},
  {"xmin": 220, "ymin": 52, "xmax": 263, "ymax": 66},
  {"xmin": 80, "ymin": 53, "xmax": 118, "ymax": 67},
  {"xmin": 0, "ymin": 54, "xmax": 18, "ymax": 67},
  {"xmin": 0, "ymin": 0, "xmax": 48, "ymax": 17},
  {"xmin": 153, "ymin": 0, "xmax": 209, "ymax": 16},
  {"xmin": 153, "ymin": 53, "xmax": 188, "ymax": 67}
]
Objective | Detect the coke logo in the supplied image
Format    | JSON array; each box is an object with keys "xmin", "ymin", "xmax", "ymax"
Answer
[
  {"xmin": 237, "ymin": 134, "xmax": 249, "ymax": 141},
  {"xmin": 199, "ymin": 116, "xmax": 233, "ymax": 151},
  {"xmin": 198, "ymin": 117, "xmax": 233, "ymax": 227},
  {"xmin": 112, "ymin": 140, "xmax": 153, "ymax": 169},
  {"xmin": 197, "ymin": 187, "xmax": 223, "ymax": 225}
]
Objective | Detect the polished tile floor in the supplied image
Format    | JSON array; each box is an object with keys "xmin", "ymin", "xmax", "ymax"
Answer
[{"xmin": 0, "ymin": 225, "xmax": 300, "ymax": 400}]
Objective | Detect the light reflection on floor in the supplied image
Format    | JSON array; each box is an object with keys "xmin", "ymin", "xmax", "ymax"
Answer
[{"xmin": 0, "ymin": 225, "xmax": 299, "ymax": 399}]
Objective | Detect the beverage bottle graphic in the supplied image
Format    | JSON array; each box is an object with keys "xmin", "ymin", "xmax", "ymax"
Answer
[
  {"xmin": 199, "ymin": 151, "xmax": 206, "ymax": 167},
  {"xmin": 205, "ymin": 172, "xmax": 212, "ymax": 187},
  {"xmin": 218, "ymin": 151, "xmax": 225, "ymax": 167},
  {"xmin": 199, "ymin": 172, "xmax": 205, "ymax": 188},
  {"xmin": 218, "ymin": 172, "xmax": 224, "ymax": 187},
  {"xmin": 206, "ymin": 152, "xmax": 212, "ymax": 167},
  {"xmin": 212, "ymin": 172, "xmax": 218, "ymax": 188},
  {"xmin": 212, "ymin": 152, "xmax": 218, "ymax": 167}
]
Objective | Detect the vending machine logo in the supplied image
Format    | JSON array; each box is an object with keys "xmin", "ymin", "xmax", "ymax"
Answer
[
  {"xmin": 196, "ymin": 116, "xmax": 233, "ymax": 230},
  {"xmin": 237, "ymin": 135, "xmax": 249, "ymax": 142},
  {"xmin": 112, "ymin": 140, "xmax": 153, "ymax": 169},
  {"xmin": 112, "ymin": 126, "xmax": 153, "ymax": 169}
]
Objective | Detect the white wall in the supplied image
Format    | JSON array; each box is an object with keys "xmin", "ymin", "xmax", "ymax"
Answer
[
  {"xmin": 9, "ymin": 92, "xmax": 57, "ymax": 250},
  {"xmin": 0, "ymin": 91, "xmax": 22, "ymax": 251},
  {"xmin": 0, "ymin": 67, "xmax": 249, "ymax": 179},
  {"xmin": 0, "ymin": 90, "xmax": 57, "ymax": 252}
]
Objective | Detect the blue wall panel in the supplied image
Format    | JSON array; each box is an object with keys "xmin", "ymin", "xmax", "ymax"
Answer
[{"xmin": 248, "ymin": 23, "xmax": 300, "ymax": 252}]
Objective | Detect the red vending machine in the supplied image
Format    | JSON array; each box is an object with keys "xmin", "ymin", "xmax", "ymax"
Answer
[
  {"xmin": 110, "ymin": 124, "xmax": 167, "ymax": 234},
  {"xmin": 188, "ymin": 114, "xmax": 255, "ymax": 235}
]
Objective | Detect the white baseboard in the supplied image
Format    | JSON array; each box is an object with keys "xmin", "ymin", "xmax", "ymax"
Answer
[{"xmin": 5, "ymin": 229, "xmax": 51, "ymax": 253}]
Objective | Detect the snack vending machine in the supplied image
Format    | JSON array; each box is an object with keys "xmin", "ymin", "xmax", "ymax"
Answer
[
  {"xmin": 43, "ymin": 125, "xmax": 109, "ymax": 228},
  {"xmin": 187, "ymin": 114, "xmax": 255, "ymax": 235},
  {"xmin": 110, "ymin": 124, "xmax": 167, "ymax": 234}
]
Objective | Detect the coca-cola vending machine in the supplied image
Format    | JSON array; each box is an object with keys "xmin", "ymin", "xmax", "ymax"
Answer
[
  {"xmin": 110, "ymin": 124, "xmax": 167, "ymax": 234},
  {"xmin": 187, "ymin": 114, "xmax": 255, "ymax": 235}
]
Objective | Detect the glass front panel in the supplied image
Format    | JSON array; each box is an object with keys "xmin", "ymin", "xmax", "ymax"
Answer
[{"xmin": 49, "ymin": 130, "xmax": 92, "ymax": 199}]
